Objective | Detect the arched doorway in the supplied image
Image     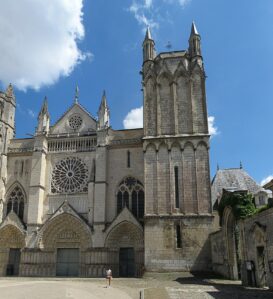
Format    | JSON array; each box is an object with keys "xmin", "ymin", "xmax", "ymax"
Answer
[
  {"xmin": 223, "ymin": 207, "xmax": 240, "ymax": 280},
  {"xmin": 105, "ymin": 221, "xmax": 144, "ymax": 277},
  {"xmin": 39, "ymin": 213, "xmax": 92, "ymax": 277},
  {"xmin": 0, "ymin": 224, "xmax": 25, "ymax": 276}
]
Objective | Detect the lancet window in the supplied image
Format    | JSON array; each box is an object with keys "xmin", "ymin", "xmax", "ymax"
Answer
[
  {"xmin": 6, "ymin": 185, "xmax": 25, "ymax": 221},
  {"xmin": 116, "ymin": 177, "xmax": 144, "ymax": 221}
]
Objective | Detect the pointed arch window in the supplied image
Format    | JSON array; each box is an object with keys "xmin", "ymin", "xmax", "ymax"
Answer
[
  {"xmin": 116, "ymin": 177, "xmax": 144, "ymax": 221},
  {"xmin": 6, "ymin": 185, "xmax": 25, "ymax": 221}
]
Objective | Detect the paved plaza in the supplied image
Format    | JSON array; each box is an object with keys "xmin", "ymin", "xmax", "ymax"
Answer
[{"xmin": 0, "ymin": 273, "xmax": 272, "ymax": 299}]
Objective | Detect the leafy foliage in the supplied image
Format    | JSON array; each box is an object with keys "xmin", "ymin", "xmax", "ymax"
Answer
[
  {"xmin": 218, "ymin": 192, "xmax": 257, "ymax": 220},
  {"xmin": 255, "ymin": 204, "xmax": 270, "ymax": 214}
]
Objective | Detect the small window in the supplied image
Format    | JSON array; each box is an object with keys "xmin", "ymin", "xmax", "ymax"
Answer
[
  {"xmin": 174, "ymin": 166, "xmax": 179, "ymax": 208},
  {"xmin": 176, "ymin": 225, "xmax": 182, "ymax": 248},
  {"xmin": 127, "ymin": 151, "xmax": 131, "ymax": 168}
]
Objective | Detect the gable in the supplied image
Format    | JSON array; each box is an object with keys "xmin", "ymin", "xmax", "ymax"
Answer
[{"xmin": 50, "ymin": 103, "xmax": 97, "ymax": 134}]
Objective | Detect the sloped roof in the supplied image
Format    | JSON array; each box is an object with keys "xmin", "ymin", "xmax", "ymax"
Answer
[{"xmin": 211, "ymin": 168, "xmax": 263, "ymax": 207}]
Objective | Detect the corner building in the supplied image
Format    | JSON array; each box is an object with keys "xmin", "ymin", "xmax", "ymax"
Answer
[{"xmin": 0, "ymin": 24, "xmax": 214, "ymax": 277}]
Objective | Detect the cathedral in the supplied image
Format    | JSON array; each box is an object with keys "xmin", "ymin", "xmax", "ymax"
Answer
[{"xmin": 0, "ymin": 23, "xmax": 214, "ymax": 277}]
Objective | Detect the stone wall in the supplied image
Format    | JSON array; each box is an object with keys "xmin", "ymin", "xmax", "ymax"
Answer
[
  {"xmin": 144, "ymin": 138, "xmax": 211, "ymax": 216},
  {"xmin": 106, "ymin": 145, "xmax": 144, "ymax": 223},
  {"xmin": 145, "ymin": 216, "xmax": 214, "ymax": 271},
  {"xmin": 210, "ymin": 230, "xmax": 229, "ymax": 277},
  {"xmin": 241, "ymin": 208, "xmax": 273, "ymax": 289}
]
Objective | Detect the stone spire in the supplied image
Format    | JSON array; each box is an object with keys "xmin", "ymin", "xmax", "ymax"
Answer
[
  {"xmin": 145, "ymin": 27, "xmax": 152, "ymax": 40},
  {"xmin": 100, "ymin": 90, "xmax": 107, "ymax": 108},
  {"xmin": 38, "ymin": 97, "xmax": 49, "ymax": 118},
  {"xmin": 188, "ymin": 21, "xmax": 202, "ymax": 58},
  {"xmin": 74, "ymin": 85, "xmax": 79, "ymax": 103},
  {"xmin": 6, "ymin": 83, "xmax": 15, "ymax": 99},
  {"xmin": 191, "ymin": 21, "xmax": 199, "ymax": 35},
  {"xmin": 143, "ymin": 27, "xmax": 156, "ymax": 63},
  {"xmin": 37, "ymin": 96, "xmax": 50, "ymax": 134},
  {"xmin": 98, "ymin": 90, "xmax": 110, "ymax": 130}
]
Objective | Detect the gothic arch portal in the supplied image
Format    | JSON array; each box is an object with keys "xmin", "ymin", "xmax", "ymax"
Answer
[
  {"xmin": 0, "ymin": 224, "xmax": 25, "ymax": 276},
  {"xmin": 0, "ymin": 224, "xmax": 25, "ymax": 249},
  {"xmin": 105, "ymin": 220, "xmax": 143, "ymax": 249},
  {"xmin": 38, "ymin": 213, "xmax": 92, "ymax": 251}
]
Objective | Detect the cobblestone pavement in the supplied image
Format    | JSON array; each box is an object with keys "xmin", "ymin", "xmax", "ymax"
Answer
[{"xmin": 0, "ymin": 273, "xmax": 272, "ymax": 299}]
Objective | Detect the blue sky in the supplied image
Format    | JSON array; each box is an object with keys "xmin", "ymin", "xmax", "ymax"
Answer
[{"xmin": 0, "ymin": 0, "xmax": 273, "ymax": 184}]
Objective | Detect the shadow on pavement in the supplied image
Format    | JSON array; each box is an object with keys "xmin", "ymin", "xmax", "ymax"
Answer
[{"xmin": 174, "ymin": 272, "xmax": 273, "ymax": 299}]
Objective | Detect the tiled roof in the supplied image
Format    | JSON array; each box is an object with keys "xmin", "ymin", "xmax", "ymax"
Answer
[{"xmin": 211, "ymin": 168, "xmax": 263, "ymax": 206}]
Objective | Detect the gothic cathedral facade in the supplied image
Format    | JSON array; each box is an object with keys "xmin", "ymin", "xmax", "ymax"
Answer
[{"xmin": 0, "ymin": 24, "xmax": 214, "ymax": 277}]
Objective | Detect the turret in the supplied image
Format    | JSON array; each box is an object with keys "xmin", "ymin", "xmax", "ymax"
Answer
[
  {"xmin": 97, "ymin": 90, "xmax": 110, "ymax": 130},
  {"xmin": 142, "ymin": 27, "xmax": 156, "ymax": 63},
  {"xmin": 0, "ymin": 84, "xmax": 16, "ymax": 221},
  {"xmin": 37, "ymin": 97, "xmax": 50, "ymax": 134},
  {"xmin": 188, "ymin": 22, "xmax": 202, "ymax": 58}
]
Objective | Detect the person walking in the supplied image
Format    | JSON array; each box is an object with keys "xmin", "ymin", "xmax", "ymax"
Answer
[{"xmin": 106, "ymin": 268, "xmax": 112, "ymax": 287}]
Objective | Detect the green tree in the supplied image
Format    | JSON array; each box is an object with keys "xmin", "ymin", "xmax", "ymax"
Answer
[{"xmin": 218, "ymin": 192, "xmax": 257, "ymax": 220}]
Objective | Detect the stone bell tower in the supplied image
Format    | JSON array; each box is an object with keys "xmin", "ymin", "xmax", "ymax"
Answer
[
  {"xmin": 0, "ymin": 84, "xmax": 16, "ymax": 222},
  {"xmin": 142, "ymin": 24, "xmax": 213, "ymax": 272}
]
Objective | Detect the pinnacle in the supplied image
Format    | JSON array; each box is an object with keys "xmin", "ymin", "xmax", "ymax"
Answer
[
  {"xmin": 39, "ymin": 96, "xmax": 49, "ymax": 117},
  {"xmin": 74, "ymin": 85, "xmax": 79, "ymax": 103},
  {"xmin": 191, "ymin": 21, "xmax": 199, "ymax": 36},
  {"xmin": 145, "ymin": 27, "xmax": 152, "ymax": 40},
  {"xmin": 6, "ymin": 83, "xmax": 14, "ymax": 98},
  {"xmin": 101, "ymin": 90, "xmax": 107, "ymax": 107}
]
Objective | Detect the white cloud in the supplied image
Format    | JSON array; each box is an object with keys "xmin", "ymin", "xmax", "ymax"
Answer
[
  {"xmin": 178, "ymin": 0, "xmax": 191, "ymax": 7},
  {"xmin": 123, "ymin": 106, "xmax": 143, "ymax": 129},
  {"xmin": 123, "ymin": 107, "xmax": 218, "ymax": 137},
  {"xmin": 208, "ymin": 116, "xmax": 218, "ymax": 137},
  {"xmin": 27, "ymin": 109, "xmax": 35, "ymax": 118},
  {"xmin": 163, "ymin": 0, "xmax": 191, "ymax": 7},
  {"xmin": 128, "ymin": 0, "xmax": 192, "ymax": 33},
  {"xmin": 0, "ymin": 0, "xmax": 91, "ymax": 91},
  {"xmin": 144, "ymin": 0, "xmax": 153, "ymax": 8},
  {"xmin": 129, "ymin": 1, "xmax": 159, "ymax": 31},
  {"xmin": 261, "ymin": 175, "xmax": 273, "ymax": 186}
]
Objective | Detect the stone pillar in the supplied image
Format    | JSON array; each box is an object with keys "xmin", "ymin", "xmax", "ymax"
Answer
[
  {"xmin": 93, "ymin": 146, "xmax": 107, "ymax": 225},
  {"xmin": 27, "ymin": 136, "xmax": 47, "ymax": 231}
]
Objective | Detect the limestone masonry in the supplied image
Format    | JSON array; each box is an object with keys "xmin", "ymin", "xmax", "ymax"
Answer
[{"xmin": 0, "ymin": 23, "xmax": 214, "ymax": 277}]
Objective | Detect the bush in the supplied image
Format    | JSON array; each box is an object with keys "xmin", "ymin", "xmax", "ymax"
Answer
[{"xmin": 218, "ymin": 192, "xmax": 257, "ymax": 220}]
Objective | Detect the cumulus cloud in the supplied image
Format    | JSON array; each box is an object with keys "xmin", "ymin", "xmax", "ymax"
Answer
[
  {"xmin": 123, "ymin": 107, "xmax": 218, "ymax": 137},
  {"xmin": 123, "ymin": 106, "xmax": 143, "ymax": 129},
  {"xmin": 208, "ymin": 116, "xmax": 219, "ymax": 137},
  {"xmin": 129, "ymin": 1, "xmax": 159, "ymax": 31},
  {"xmin": 261, "ymin": 175, "xmax": 273, "ymax": 186},
  {"xmin": 0, "ymin": 0, "xmax": 91, "ymax": 91},
  {"xmin": 128, "ymin": 0, "xmax": 192, "ymax": 33}
]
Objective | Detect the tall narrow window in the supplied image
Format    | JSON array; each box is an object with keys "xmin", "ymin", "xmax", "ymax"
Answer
[
  {"xmin": 6, "ymin": 185, "xmax": 25, "ymax": 221},
  {"xmin": 116, "ymin": 177, "xmax": 144, "ymax": 221},
  {"xmin": 174, "ymin": 166, "xmax": 179, "ymax": 208},
  {"xmin": 176, "ymin": 225, "xmax": 182, "ymax": 248},
  {"xmin": 117, "ymin": 191, "xmax": 123, "ymax": 214},
  {"xmin": 127, "ymin": 151, "xmax": 131, "ymax": 168}
]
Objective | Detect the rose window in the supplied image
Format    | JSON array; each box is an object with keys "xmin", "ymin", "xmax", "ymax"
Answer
[
  {"xmin": 68, "ymin": 115, "xmax": 83, "ymax": 130},
  {"xmin": 51, "ymin": 157, "xmax": 88, "ymax": 194}
]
